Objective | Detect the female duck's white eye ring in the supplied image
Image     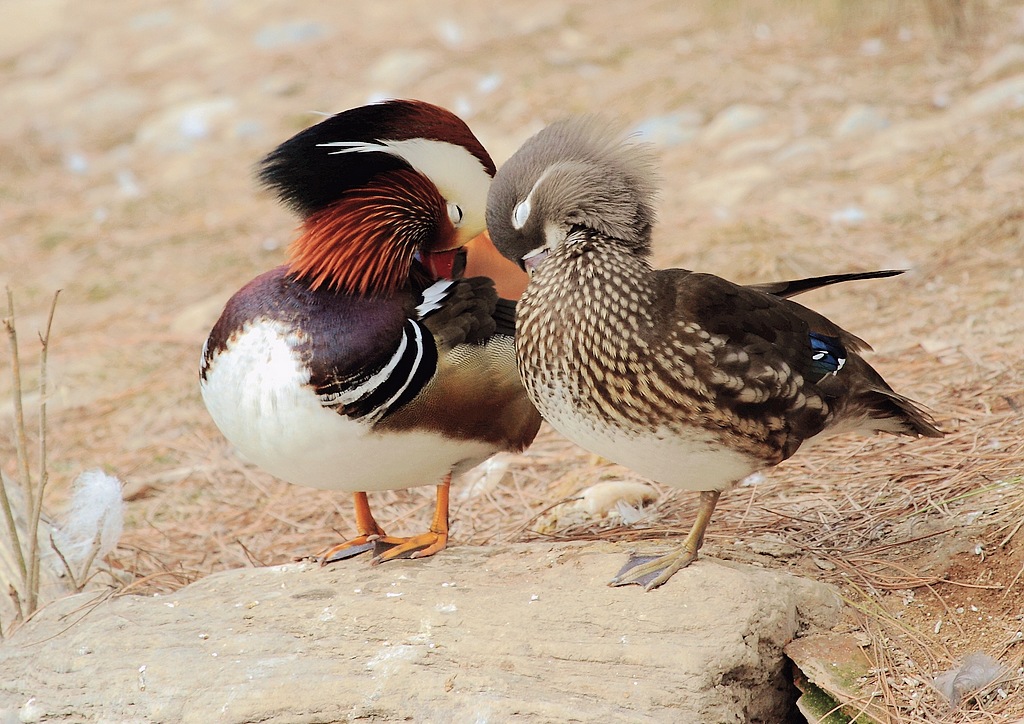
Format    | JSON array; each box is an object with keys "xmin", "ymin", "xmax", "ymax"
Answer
[
  {"xmin": 447, "ymin": 201, "xmax": 464, "ymax": 227},
  {"xmin": 512, "ymin": 197, "xmax": 531, "ymax": 230}
]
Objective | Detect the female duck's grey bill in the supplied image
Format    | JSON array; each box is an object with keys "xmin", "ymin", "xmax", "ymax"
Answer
[{"xmin": 521, "ymin": 246, "xmax": 550, "ymax": 274}]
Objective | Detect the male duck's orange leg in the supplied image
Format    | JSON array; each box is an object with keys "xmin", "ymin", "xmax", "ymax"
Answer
[
  {"xmin": 320, "ymin": 491, "xmax": 388, "ymax": 565},
  {"xmin": 371, "ymin": 474, "xmax": 451, "ymax": 564}
]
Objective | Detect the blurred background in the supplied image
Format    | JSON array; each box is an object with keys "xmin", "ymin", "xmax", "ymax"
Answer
[{"xmin": 1, "ymin": 1, "xmax": 1023, "ymax": 718}]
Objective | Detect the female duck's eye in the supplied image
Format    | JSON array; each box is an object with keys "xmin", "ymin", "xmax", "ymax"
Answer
[
  {"xmin": 512, "ymin": 197, "xmax": 531, "ymax": 229},
  {"xmin": 447, "ymin": 202, "xmax": 464, "ymax": 227}
]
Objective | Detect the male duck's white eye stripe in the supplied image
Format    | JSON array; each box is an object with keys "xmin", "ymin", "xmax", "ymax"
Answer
[
  {"xmin": 316, "ymin": 139, "xmax": 490, "ymax": 239},
  {"xmin": 512, "ymin": 198, "xmax": 531, "ymax": 230},
  {"xmin": 317, "ymin": 141, "xmax": 387, "ymax": 154}
]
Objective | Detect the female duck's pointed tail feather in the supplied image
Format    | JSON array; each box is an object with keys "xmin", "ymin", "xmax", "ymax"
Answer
[{"xmin": 748, "ymin": 269, "xmax": 905, "ymax": 300}]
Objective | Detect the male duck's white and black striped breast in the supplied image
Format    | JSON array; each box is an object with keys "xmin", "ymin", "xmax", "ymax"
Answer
[{"xmin": 200, "ymin": 266, "xmax": 493, "ymax": 491}]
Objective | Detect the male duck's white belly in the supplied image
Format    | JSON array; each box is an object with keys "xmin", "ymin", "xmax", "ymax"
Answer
[{"xmin": 201, "ymin": 319, "xmax": 493, "ymax": 492}]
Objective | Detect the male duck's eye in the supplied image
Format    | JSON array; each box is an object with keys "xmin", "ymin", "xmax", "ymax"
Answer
[{"xmin": 447, "ymin": 202, "xmax": 464, "ymax": 227}]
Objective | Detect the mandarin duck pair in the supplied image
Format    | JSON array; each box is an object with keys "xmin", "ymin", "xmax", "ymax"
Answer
[{"xmin": 201, "ymin": 101, "xmax": 941, "ymax": 588}]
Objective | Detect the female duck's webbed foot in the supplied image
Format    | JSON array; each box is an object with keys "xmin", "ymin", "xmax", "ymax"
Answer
[{"xmin": 609, "ymin": 490, "xmax": 721, "ymax": 591}]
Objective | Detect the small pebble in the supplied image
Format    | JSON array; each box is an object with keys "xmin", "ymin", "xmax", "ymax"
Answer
[
  {"xmin": 63, "ymin": 152, "xmax": 89, "ymax": 175},
  {"xmin": 253, "ymin": 20, "xmax": 328, "ymax": 50},
  {"xmin": 116, "ymin": 170, "xmax": 142, "ymax": 198},
  {"xmin": 701, "ymin": 104, "xmax": 767, "ymax": 144},
  {"xmin": 436, "ymin": 19, "xmax": 463, "ymax": 48},
  {"xmin": 633, "ymin": 111, "xmax": 702, "ymax": 148},
  {"xmin": 476, "ymin": 73, "xmax": 502, "ymax": 95},
  {"xmin": 830, "ymin": 206, "xmax": 866, "ymax": 226},
  {"xmin": 834, "ymin": 104, "xmax": 889, "ymax": 137},
  {"xmin": 860, "ymin": 38, "xmax": 884, "ymax": 56}
]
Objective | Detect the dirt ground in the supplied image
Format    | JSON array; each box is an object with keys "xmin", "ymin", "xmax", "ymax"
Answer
[{"xmin": 2, "ymin": 1, "xmax": 1023, "ymax": 721}]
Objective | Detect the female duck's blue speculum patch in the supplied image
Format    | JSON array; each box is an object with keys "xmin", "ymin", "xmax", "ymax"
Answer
[{"xmin": 808, "ymin": 332, "xmax": 847, "ymax": 381}]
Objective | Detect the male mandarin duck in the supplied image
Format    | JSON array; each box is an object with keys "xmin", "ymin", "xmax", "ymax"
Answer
[
  {"xmin": 200, "ymin": 100, "xmax": 540, "ymax": 565},
  {"xmin": 485, "ymin": 117, "xmax": 942, "ymax": 590}
]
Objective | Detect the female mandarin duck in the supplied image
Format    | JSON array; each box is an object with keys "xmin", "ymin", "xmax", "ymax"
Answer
[
  {"xmin": 485, "ymin": 117, "xmax": 942, "ymax": 590},
  {"xmin": 200, "ymin": 100, "xmax": 540, "ymax": 565}
]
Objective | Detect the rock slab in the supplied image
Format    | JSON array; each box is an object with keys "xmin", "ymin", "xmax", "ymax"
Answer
[{"xmin": 0, "ymin": 543, "xmax": 841, "ymax": 723}]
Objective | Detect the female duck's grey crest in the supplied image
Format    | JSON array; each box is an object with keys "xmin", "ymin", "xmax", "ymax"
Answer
[{"xmin": 487, "ymin": 116, "xmax": 660, "ymax": 262}]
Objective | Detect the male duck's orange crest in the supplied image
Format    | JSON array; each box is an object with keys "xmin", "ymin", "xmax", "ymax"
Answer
[{"xmin": 288, "ymin": 170, "xmax": 454, "ymax": 296}]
